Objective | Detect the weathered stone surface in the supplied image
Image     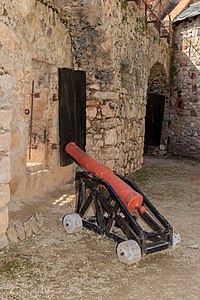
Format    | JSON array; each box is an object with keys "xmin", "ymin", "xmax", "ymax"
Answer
[
  {"xmin": 0, "ymin": 75, "xmax": 14, "ymax": 108},
  {"xmin": 105, "ymin": 128, "xmax": 117, "ymax": 146},
  {"xmin": 0, "ymin": 24, "xmax": 16, "ymax": 52},
  {"xmin": 5, "ymin": 212, "xmax": 43, "ymax": 245},
  {"xmin": 28, "ymin": 215, "xmax": 40, "ymax": 234},
  {"xmin": 101, "ymin": 102, "xmax": 116, "ymax": 118},
  {"xmin": 0, "ymin": 0, "xmax": 172, "ymax": 218},
  {"xmin": 0, "ymin": 206, "xmax": 8, "ymax": 236},
  {"xmin": 86, "ymin": 107, "xmax": 97, "ymax": 119},
  {"xmin": 0, "ymin": 0, "xmax": 74, "ymax": 202},
  {"xmin": 0, "ymin": 234, "xmax": 8, "ymax": 249},
  {"xmin": 0, "ymin": 157, "xmax": 10, "ymax": 184},
  {"xmin": 0, "ymin": 184, "xmax": 10, "ymax": 209},
  {"xmin": 94, "ymin": 91, "xmax": 117, "ymax": 100},
  {"xmin": 66, "ymin": 0, "xmax": 170, "ymax": 174},
  {"xmin": 7, "ymin": 226, "xmax": 18, "ymax": 243},
  {"xmin": 15, "ymin": 223, "xmax": 25, "ymax": 241},
  {"xmin": 106, "ymin": 160, "xmax": 115, "ymax": 170},
  {"xmin": 23, "ymin": 219, "xmax": 33, "ymax": 238},
  {"xmin": 0, "ymin": 110, "xmax": 12, "ymax": 131},
  {"xmin": 34, "ymin": 212, "xmax": 44, "ymax": 228},
  {"xmin": 0, "ymin": 132, "xmax": 11, "ymax": 152},
  {"xmin": 8, "ymin": 0, "xmax": 36, "ymax": 18},
  {"xmin": 170, "ymin": 15, "xmax": 200, "ymax": 160}
]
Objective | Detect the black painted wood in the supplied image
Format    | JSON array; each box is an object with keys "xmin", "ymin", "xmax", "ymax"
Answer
[
  {"xmin": 58, "ymin": 68, "xmax": 86, "ymax": 166},
  {"xmin": 74, "ymin": 70, "xmax": 86, "ymax": 151}
]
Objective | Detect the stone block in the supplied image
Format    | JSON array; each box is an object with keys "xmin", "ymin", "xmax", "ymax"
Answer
[
  {"xmin": 101, "ymin": 102, "xmax": 115, "ymax": 118},
  {"xmin": 34, "ymin": 212, "xmax": 44, "ymax": 228},
  {"xmin": 6, "ymin": 226, "xmax": 18, "ymax": 243},
  {"xmin": 94, "ymin": 91, "xmax": 117, "ymax": 100},
  {"xmin": 0, "ymin": 233, "xmax": 8, "ymax": 249},
  {"xmin": 86, "ymin": 106, "xmax": 97, "ymax": 118},
  {"xmin": 0, "ymin": 157, "xmax": 10, "ymax": 184},
  {"xmin": 0, "ymin": 23, "xmax": 16, "ymax": 51},
  {"xmin": 37, "ymin": 37, "xmax": 46, "ymax": 50},
  {"xmin": 86, "ymin": 135, "xmax": 94, "ymax": 147},
  {"xmin": 105, "ymin": 128, "xmax": 117, "ymax": 145},
  {"xmin": 0, "ymin": 110, "xmax": 12, "ymax": 131},
  {"xmin": 0, "ymin": 75, "xmax": 14, "ymax": 107},
  {"xmin": 11, "ymin": 0, "xmax": 36, "ymax": 18},
  {"xmin": 28, "ymin": 215, "xmax": 40, "ymax": 234},
  {"xmin": 0, "ymin": 184, "xmax": 10, "ymax": 209},
  {"xmin": 106, "ymin": 160, "xmax": 115, "ymax": 170},
  {"xmin": 23, "ymin": 219, "xmax": 33, "ymax": 238},
  {"xmin": 87, "ymin": 99, "xmax": 99, "ymax": 106},
  {"xmin": 95, "ymin": 139, "xmax": 104, "ymax": 147},
  {"xmin": 0, "ymin": 88, "xmax": 5, "ymax": 97},
  {"xmin": 0, "ymin": 206, "xmax": 8, "ymax": 236},
  {"xmin": 15, "ymin": 223, "xmax": 25, "ymax": 241},
  {"xmin": 89, "ymin": 84, "xmax": 100, "ymax": 90},
  {"xmin": 0, "ymin": 132, "xmax": 11, "ymax": 152}
]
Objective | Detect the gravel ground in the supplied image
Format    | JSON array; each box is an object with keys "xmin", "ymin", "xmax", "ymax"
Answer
[{"xmin": 0, "ymin": 155, "xmax": 200, "ymax": 300}]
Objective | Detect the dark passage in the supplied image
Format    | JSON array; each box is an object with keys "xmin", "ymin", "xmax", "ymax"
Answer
[{"xmin": 144, "ymin": 94, "xmax": 165, "ymax": 147}]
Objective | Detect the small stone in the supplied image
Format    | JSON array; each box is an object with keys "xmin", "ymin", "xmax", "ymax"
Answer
[
  {"xmin": 15, "ymin": 223, "xmax": 25, "ymax": 240},
  {"xmin": 190, "ymin": 109, "xmax": 197, "ymax": 117},
  {"xmin": 7, "ymin": 226, "xmax": 18, "ymax": 243},
  {"xmin": 0, "ymin": 233, "xmax": 8, "ymax": 249},
  {"xmin": 106, "ymin": 160, "xmax": 115, "ymax": 169},
  {"xmin": 86, "ymin": 106, "xmax": 97, "ymax": 118},
  {"xmin": 0, "ymin": 110, "xmax": 12, "ymax": 131},
  {"xmin": 37, "ymin": 37, "xmax": 46, "ymax": 50},
  {"xmin": 0, "ymin": 132, "xmax": 11, "ymax": 152},
  {"xmin": 23, "ymin": 219, "xmax": 33, "ymax": 238},
  {"xmin": 101, "ymin": 102, "xmax": 115, "ymax": 118},
  {"xmin": 105, "ymin": 128, "xmax": 117, "ymax": 145},
  {"xmin": 94, "ymin": 91, "xmax": 117, "ymax": 100},
  {"xmin": 0, "ymin": 184, "xmax": 10, "ymax": 209},
  {"xmin": 12, "ymin": 0, "xmax": 36, "ymax": 18},
  {"xmin": 28, "ymin": 215, "xmax": 40, "ymax": 234},
  {"xmin": 87, "ymin": 99, "xmax": 99, "ymax": 106},
  {"xmin": 0, "ymin": 157, "xmax": 10, "ymax": 184},
  {"xmin": 34, "ymin": 212, "xmax": 44, "ymax": 228},
  {"xmin": 89, "ymin": 84, "xmax": 100, "ymax": 90},
  {"xmin": 158, "ymin": 150, "xmax": 167, "ymax": 156},
  {"xmin": 0, "ymin": 206, "xmax": 8, "ymax": 235}
]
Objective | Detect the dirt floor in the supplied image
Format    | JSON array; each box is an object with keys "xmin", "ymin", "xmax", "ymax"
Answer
[{"xmin": 0, "ymin": 155, "xmax": 200, "ymax": 300}]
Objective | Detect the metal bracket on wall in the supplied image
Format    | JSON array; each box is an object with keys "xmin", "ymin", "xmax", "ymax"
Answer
[{"xmin": 28, "ymin": 81, "xmax": 40, "ymax": 159}]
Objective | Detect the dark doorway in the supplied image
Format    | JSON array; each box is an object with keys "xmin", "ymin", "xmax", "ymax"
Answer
[
  {"xmin": 144, "ymin": 93, "xmax": 165, "ymax": 147},
  {"xmin": 58, "ymin": 68, "xmax": 86, "ymax": 166}
]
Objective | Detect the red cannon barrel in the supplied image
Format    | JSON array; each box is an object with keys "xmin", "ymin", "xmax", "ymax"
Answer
[{"xmin": 65, "ymin": 142, "xmax": 146, "ymax": 213}]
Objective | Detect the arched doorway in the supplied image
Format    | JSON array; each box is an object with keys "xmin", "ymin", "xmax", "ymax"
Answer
[{"xmin": 144, "ymin": 62, "xmax": 167, "ymax": 151}]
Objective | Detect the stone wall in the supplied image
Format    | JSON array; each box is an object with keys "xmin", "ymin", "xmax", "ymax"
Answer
[
  {"xmin": 5, "ymin": 0, "xmax": 74, "ymax": 198},
  {"xmin": 0, "ymin": 0, "xmax": 74, "ymax": 247},
  {"xmin": 0, "ymin": 110, "xmax": 11, "ymax": 248},
  {"xmin": 169, "ymin": 16, "xmax": 200, "ymax": 160},
  {"xmin": 0, "ymin": 0, "xmax": 171, "ymax": 248},
  {"xmin": 67, "ymin": 0, "xmax": 170, "ymax": 174},
  {"xmin": 0, "ymin": 1, "xmax": 13, "ymax": 248}
]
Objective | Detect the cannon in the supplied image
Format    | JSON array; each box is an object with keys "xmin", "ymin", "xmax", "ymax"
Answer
[{"xmin": 62, "ymin": 142, "xmax": 180, "ymax": 264}]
